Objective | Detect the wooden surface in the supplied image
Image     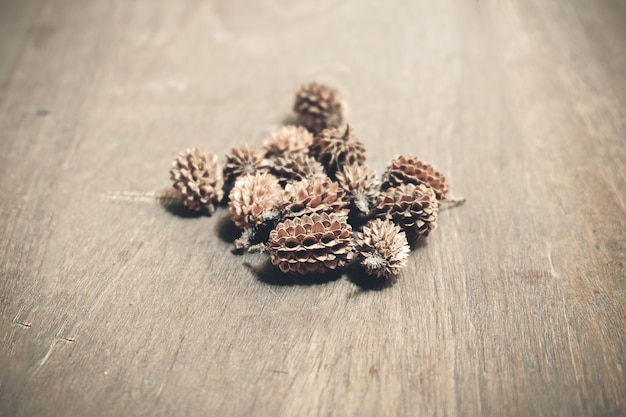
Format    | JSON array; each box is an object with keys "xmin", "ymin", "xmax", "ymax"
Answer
[{"xmin": 1, "ymin": 1, "xmax": 625, "ymax": 416}]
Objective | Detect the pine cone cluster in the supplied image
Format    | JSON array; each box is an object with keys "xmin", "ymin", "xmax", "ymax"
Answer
[
  {"xmin": 269, "ymin": 213, "xmax": 354, "ymax": 274},
  {"xmin": 264, "ymin": 125, "xmax": 314, "ymax": 157},
  {"xmin": 167, "ymin": 81, "xmax": 462, "ymax": 284},
  {"xmin": 294, "ymin": 82, "xmax": 346, "ymax": 134},
  {"xmin": 335, "ymin": 163, "xmax": 380, "ymax": 217},
  {"xmin": 170, "ymin": 148, "xmax": 224, "ymax": 213},
  {"xmin": 355, "ymin": 219, "xmax": 410, "ymax": 279},
  {"xmin": 310, "ymin": 125, "xmax": 365, "ymax": 177},
  {"xmin": 281, "ymin": 176, "xmax": 349, "ymax": 219},
  {"xmin": 228, "ymin": 172, "xmax": 283, "ymax": 229},
  {"xmin": 269, "ymin": 153, "xmax": 326, "ymax": 184},
  {"xmin": 376, "ymin": 183, "xmax": 438, "ymax": 242},
  {"xmin": 383, "ymin": 154, "xmax": 449, "ymax": 200},
  {"xmin": 223, "ymin": 145, "xmax": 269, "ymax": 186}
]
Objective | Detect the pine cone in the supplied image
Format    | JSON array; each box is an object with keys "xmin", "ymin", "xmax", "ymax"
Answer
[
  {"xmin": 376, "ymin": 183, "xmax": 438, "ymax": 242},
  {"xmin": 383, "ymin": 155, "xmax": 449, "ymax": 200},
  {"xmin": 294, "ymin": 82, "xmax": 346, "ymax": 134},
  {"xmin": 229, "ymin": 172, "xmax": 283, "ymax": 248},
  {"xmin": 223, "ymin": 145, "xmax": 269, "ymax": 185},
  {"xmin": 170, "ymin": 147, "xmax": 224, "ymax": 213},
  {"xmin": 270, "ymin": 153, "xmax": 326, "ymax": 184},
  {"xmin": 281, "ymin": 176, "xmax": 349, "ymax": 219},
  {"xmin": 264, "ymin": 125, "xmax": 314, "ymax": 157},
  {"xmin": 335, "ymin": 163, "xmax": 380, "ymax": 217},
  {"xmin": 268, "ymin": 213, "xmax": 355, "ymax": 274},
  {"xmin": 310, "ymin": 125, "xmax": 365, "ymax": 178},
  {"xmin": 355, "ymin": 219, "xmax": 410, "ymax": 279}
]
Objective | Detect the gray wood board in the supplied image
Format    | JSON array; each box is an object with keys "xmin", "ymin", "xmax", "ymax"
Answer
[{"xmin": 1, "ymin": 0, "xmax": 625, "ymax": 416}]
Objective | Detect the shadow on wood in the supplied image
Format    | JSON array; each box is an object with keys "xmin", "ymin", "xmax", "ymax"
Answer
[
  {"xmin": 409, "ymin": 236, "xmax": 428, "ymax": 251},
  {"xmin": 346, "ymin": 263, "xmax": 395, "ymax": 292},
  {"xmin": 215, "ymin": 210, "xmax": 241, "ymax": 245},
  {"xmin": 159, "ymin": 188, "xmax": 206, "ymax": 218},
  {"xmin": 244, "ymin": 259, "xmax": 343, "ymax": 287},
  {"xmin": 280, "ymin": 114, "xmax": 302, "ymax": 128}
]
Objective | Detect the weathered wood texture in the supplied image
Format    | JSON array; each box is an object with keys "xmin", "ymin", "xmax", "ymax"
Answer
[{"xmin": 1, "ymin": 0, "xmax": 625, "ymax": 416}]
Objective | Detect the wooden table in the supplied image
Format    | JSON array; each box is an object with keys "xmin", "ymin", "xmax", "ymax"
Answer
[{"xmin": 1, "ymin": 1, "xmax": 624, "ymax": 416}]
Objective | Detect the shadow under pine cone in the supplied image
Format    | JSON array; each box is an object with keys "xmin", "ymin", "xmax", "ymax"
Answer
[
  {"xmin": 346, "ymin": 263, "xmax": 396, "ymax": 291},
  {"xmin": 215, "ymin": 211, "xmax": 241, "ymax": 244},
  {"xmin": 244, "ymin": 260, "xmax": 344, "ymax": 287},
  {"xmin": 159, "ymin": 188, "xmax": 206, "ymax": 218}
]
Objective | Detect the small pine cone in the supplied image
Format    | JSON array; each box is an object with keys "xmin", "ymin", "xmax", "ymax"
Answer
[
  {"xmin": 223, "ymin": 145, "xmax": 270, "ymax": 185},
  {"xmin": 355, "ymin": 219, "xmax": 410, "ymax": 280},
  {"xmin": 264, "ymin": 125, "xmax": 314, "ymax": 157},
  {"xmin": 268, "ymin": 213, "xmax": 355, "ymax": 274},
  {"xmin": 294, "ymin": 82, "xmax": 346, "ymax": 134},
  {"xmin": 376, "ymin": 183, "xmax": 438, "ymax": 242},
  {"xmin": 281, "ymin": 176, "xmax": 349, "ymax": 219},
  {"xmin": 383, "ymin": 155, "xmax": 449, "ymax": 200},
  {"xmin": 228, "ymin": 173, "xmax": 283, "ymax": 249},
  {"xmin": 310, "ymin": 125, "xmax": 366, "ymax": 177},
  {"xmin": 335, "ymin": 163, "xmax": 380, "ymax": 217},
  {"xmin": 270, "ymin": 153, "xmax": 326, "ymax": 184},
  {"xmin": 170, "ymin": 147, "xmax": 224, "ymax": 213}
]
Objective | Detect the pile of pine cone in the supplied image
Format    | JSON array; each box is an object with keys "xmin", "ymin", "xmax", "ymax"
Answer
[{"xmin": 169, "ymin": 82, "xmax": 461, "ymax": 281}]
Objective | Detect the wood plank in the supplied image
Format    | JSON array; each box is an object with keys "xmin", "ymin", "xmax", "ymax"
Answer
[{"xmin": 1, "ymin": 0, "xmax": 624, "ymax": 416}]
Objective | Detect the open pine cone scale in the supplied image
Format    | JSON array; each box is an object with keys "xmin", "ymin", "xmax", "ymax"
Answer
[{"xmin": 269, "ymin": 213, "xmax": 354, "ymax": 274}]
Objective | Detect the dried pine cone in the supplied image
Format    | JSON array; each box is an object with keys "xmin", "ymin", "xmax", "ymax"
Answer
[
  {"xmin": 264, "ymin": 125, "xmax": 314, "ymax": 157},
  {"xmin": 335, "ymin": 163, "xmax": 380, "ymax": 217},
  {"xmin": 281, "ymin": 176, "xmax": 349, "ymax": 219},
  {"xmin": 223, "ymin": 145, "xmax": 269, "ymax": 185},
  {"xmin": 294, "ymin": 82, "xmax": 346, "ymax": 134},
  {"xmin": 270, "ymin": 153, "xmax": 326, "ymax": 184},
  {"xmin": 228, "ymin": 172, "xmax": 283, "ymax": 249},
  {"xmin": 268, "ymin": 213, "xmax": 355, "ymax": 274},
  {"xmin": 376, "ymin": 183, "xmax": 438, "ymax": 242},
  {"xmin": 170, "ymin": 147, "xmax": 224, "ymax": 213},
  {"xmin": 383, "ymin": 155, "xmax": 449, "ymax": 200},
  {"xmin": 310, "ymin": 125, "xmax": 365, "ymax": 177},
  {"xmin": 355, "ymin": 219, "xmax": 410, "ymax": 280}
]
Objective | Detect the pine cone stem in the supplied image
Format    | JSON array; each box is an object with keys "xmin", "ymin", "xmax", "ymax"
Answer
[
  {"xmin": 342, "ymin": 124, "xmax": 351, "ymax": 140},
  {"xmin": 353, "ymin": 193, "xmax": 373, "ymax": 216},
  {"xmin": 362, "ymin": 255, "xmax": 389, "ymax": 272},
  {"xmin": 262, "ymin": 209, "xmax": 281, "ymax": 222},
  {"xmin": 439, "ymin": 195, "xmax": 466, "ymax": 209},
  {"xmin": 247, "ymin": 243, "xmax": 268, "ymax": 254},
  {"xmin": 234, "ymin": 228, "xmax": 255, "ymax": 250}
]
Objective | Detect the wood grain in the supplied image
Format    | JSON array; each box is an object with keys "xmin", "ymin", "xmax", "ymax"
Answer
[{"xmin": 1, "ymin": 0, "xmax": 625, "ymax": 416}]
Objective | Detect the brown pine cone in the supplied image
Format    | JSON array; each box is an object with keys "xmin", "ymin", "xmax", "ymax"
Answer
[
  {"xmin": 268, "ymin": 213, "xmax": 355, "ymax": 274},
  {"xmin": 376, "ymin": 183, "xmax": 438, "ymax": 242},
  {"xmin": 170, "ymin": 147, "xmax": 224, "ymax": 213},
  {"xmin": 281, "ymin": 176, "xmax": 349, "ymax": 219},
  {"xmin": 355, "ymin": 219, "xmax": 410, "ymax": 280},
  {"xmin": 223, "ymin": 145, "xmax": 270, "ymax": 185},
  {"xmin": 228, "ymin": 172, "xmax": 283, "ymax": 248},
  {"xmin": 264, "ymin": 125, "xmax": 314, "ymax": 157},
  {"xmin": 335, "ymin": 163, "xmax": 380, "ymax": 217},
  {"xmin": 383, "ymin": 155, "xmax": 449, "ymax": 200},
  {"xmin": 270, "ymin": 153, "xmax": 326, "ymax": 184},
  {"xmin": 294, "ymin": 82, "xmax": 346, "ymax": 134},
  {"xmin": 310, "ymin": 125, "xmax": 365, "ymax": 177}
]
